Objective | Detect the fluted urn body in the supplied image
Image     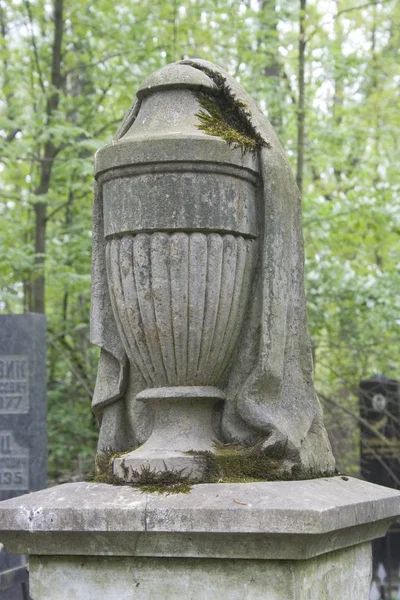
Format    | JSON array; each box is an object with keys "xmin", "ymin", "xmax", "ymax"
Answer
[
  {"xmin": 95, "ymin": 64, "xmax": 259, "ymax": 480},
  {"xmin": 106, "ymin": 231, "xmax": 254, "ymax": 388}
]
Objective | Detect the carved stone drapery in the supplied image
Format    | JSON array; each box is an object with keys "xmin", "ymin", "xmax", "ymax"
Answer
[{"xmin": 91, "ymin": 60, "xmax": 336, "ymax": 482}]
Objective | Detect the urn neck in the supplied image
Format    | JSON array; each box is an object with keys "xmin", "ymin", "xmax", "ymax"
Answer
[{"xmin": 123, "ymin": 89, "xmax": 207, "ymax": 142}]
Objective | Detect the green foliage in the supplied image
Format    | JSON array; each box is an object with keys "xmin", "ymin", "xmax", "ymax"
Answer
[
  {"xmin": 46, "ymin": 344, "xmax": 99, "ymax": 479},
  {"xmin": 297, "ymin": 0, "xmax": 400, "ymax": 473}
]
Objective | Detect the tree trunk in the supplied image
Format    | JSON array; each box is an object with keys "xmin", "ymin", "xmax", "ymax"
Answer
[
  {"xmin": 30, "ymin": 0, "xmax": 64, "ymax": 313},
  {"xmin": 260, "ymin": 0, "xmax": 282, "ymax": 130},
  {"xmin": 296, "ymin": 0, "xmax": 306, "ymax": 196}
]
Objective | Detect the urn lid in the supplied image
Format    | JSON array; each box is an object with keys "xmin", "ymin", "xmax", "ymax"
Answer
[
  {"xmin": 136, "ymin": 63, "xmax": 214, "ymax": 99},
  {"xmin": 95, "ymin": 63, "xmax": 259, "ymax": 177}
]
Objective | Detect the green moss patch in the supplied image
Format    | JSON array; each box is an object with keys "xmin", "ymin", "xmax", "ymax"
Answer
[
  {"xmin": 189, "ymin": 442, "xmax": 334, "ymax": 483},
  {"xmin": 130, "ymin": 464, "xmax": 192, "ymax": 495},
  {"xmin": 86, "ymin": 448, "xmax": 192, "ymax": 494},
  {"xmin": 87, "ymin": 447, "xmax": 126, "ymax": 486},
  {"xmin": 186, "ymin": 62, "xmax": 269, "ymax": 152},
  {"xmin": 87, "ymin": 443, "xmax": 335, "ymax": 494}
]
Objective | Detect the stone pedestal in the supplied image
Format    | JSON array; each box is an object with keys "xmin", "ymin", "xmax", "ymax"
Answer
[{"xmin": 0, "ymin": 477, "xmax": 399, "ymax": 599}]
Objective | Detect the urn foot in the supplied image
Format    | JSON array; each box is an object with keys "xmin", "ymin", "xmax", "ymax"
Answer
[{"xmin": 113, "ymin": 386, "xmax": 224, "ymax": 483}]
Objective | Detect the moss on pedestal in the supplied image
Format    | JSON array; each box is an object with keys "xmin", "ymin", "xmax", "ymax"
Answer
[
  {"xmin": 87, "ymin": 449, "xmax": 192, "ymax": 495},
  {"xmin": 189, "ymin": 443, "xmax": 327, "ymax": 483},
  {"xmin": 128, "ymin": 465, "xmax": 192, "ymax": 494},
  {"xmin": 87, "ymin": 448, "xmax": 126, "ymax": 486},
  {"xmin": 88, "ymin": 444, "xmax": 336, "ymax": 495}
]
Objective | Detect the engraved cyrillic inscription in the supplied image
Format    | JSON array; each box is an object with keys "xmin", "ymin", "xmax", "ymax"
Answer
[
  {"xmin": 0, "ymin": 431, "xmax": 29, "ymax": 491},
  {"xmin": 0, "ymin": 356, "xmax": 29, "ymax": 414}
]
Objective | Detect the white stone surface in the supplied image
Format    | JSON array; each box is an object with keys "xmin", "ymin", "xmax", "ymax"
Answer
[
  {"xmin": 0, "ymin": 477, "xmax": 398, "ymax": 561},
  {"xmin": 29, "ymin": 543, "xmax": 371, "ymax": 600},
  {"xmin": 113, "ymin": 387, "xmax": 225, "ymax": 482},
  {"xmin": 105, "ymin": 231, "xmax": 255, "ymax": 388},
  {"xmin": 0, "ymin": 477, "xmax": 397, "ymax": 599},
  {"xmin": 102, "ymin": 168, "xmax": 258, "ymax": 238}
]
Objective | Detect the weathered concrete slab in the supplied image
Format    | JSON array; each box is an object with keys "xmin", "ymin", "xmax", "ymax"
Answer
[
  {"xmin": 0, "ymin": 477, "xmax": 398, "ymax": 561},
  {"xmin": 28, "ymin": 543, "xmax": 372, "ymax": 600}
]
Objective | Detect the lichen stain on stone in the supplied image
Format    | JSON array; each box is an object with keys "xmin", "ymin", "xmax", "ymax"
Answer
[{"xmin": 236, "ymin": 181, "xmax": 244, "ymax": 222}]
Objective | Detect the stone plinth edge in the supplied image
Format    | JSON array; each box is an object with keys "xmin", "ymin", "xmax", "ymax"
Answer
[{"xmin": 0, "ymin": 477, "xmax": 398, "ymax": 561}]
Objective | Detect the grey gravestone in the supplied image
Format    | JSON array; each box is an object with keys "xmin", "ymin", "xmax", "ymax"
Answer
[{"xmin": 0, "ymin": 313, "xmax": 46, "ymax": 599}]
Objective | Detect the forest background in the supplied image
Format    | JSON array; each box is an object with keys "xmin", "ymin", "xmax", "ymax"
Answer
[{"xmin": 0, "ymin": 0, "xmax": 399, "ymax": 480}]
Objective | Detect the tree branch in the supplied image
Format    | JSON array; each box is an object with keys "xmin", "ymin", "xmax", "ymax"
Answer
[
  {"xmin": 336, "ymin": 0, "xmax": 392, "ymax": 18},
  {"xmin": 45, "ymin": 201, "xmax": 70, "ymax": 222},
  {"xmin": 23, "ymin": 0, "xmax": 46, "ymax": 93},
  {"xmin": 93, "ymin": 119, "xmax": 122, "ymax": 138},
  {"xmin": 320, "ymin": 392, "xmax": 399, "ymax": 449}
]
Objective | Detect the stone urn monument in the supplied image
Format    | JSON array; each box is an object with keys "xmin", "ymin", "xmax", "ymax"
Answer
[
  {"xmin": 93, "ymin": 63, "xmax": 259, "ymax": 480},
  {"xmin": 91, "ymin": 60, "xmax": 336, "ymax": 484},
  {"xmin": 0, "ymin": 60, "xmax": 398, "ymax": 600}
]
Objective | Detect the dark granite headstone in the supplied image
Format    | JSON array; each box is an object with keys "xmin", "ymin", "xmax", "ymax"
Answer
[
  {"xmin": 0, "ymin": 313, "xmax": 46, "ymax": 599},
  {"xmin": 359, "ymin": 374, "xmax": 400, "ymax": 598},
  {"xmin": 359, "ymin": 373, "xmax": 400, "ymax": 488}
]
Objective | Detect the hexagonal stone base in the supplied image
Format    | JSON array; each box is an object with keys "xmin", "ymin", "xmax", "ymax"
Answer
[{"xmin": 0, "ymin": 477, "xmax": 398, "ymax": 599}]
